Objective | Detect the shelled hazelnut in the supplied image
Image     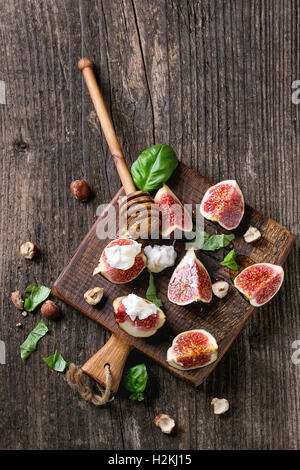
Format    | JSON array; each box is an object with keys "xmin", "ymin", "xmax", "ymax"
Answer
[
  {"xmin": 11, "ymin": 291, "xmax": 24, "ymax": 310},
  {"xmin": 20, "ymin": 242, "xmax": 37, "ymax": 259},
  {"xmin": 211, "ymin": 398, "xmax": 229, "ymax": 415},
  {"xmin": 154, "ymin": 414, "xmax": 176, "ymax": 434},
  {"xmin": 84, "ymin": 287, "xmax": 104, "ymax": 306}
]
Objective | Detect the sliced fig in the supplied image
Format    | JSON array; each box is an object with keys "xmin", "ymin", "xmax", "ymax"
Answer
[
  {"xmin": 154, "ymin": 184, "xmax": 193, "ymax": 238},
  {"xmin": 113, "ymin": 295, "xmax": 166, "ymax": 338},
  {"xmin": 168, "ymin": 249, "xmax": 212, "ymax": 305},
  {"xmin": 234, "ymin": 263, "xmax": 284, "ymax": 306},
  {"xmin": 200, "ymin": 180, "xmax": 245, "ymax": 230},
  {"xmin": 93, "ymin": 238, "xmax": 146, "ymax": 284},
  {"xmin": 167, "ymin": 329, "xmax": 218, "ymax": 370}
]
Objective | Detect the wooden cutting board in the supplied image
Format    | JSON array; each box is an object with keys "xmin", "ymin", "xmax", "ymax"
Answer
[{"xmin": 52, "ymin": 163, "xmax": 293, "ymax": 387}]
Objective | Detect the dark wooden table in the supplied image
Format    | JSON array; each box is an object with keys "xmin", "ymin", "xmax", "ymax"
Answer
[{"xmin": 0, "ymin": 0, "xmax": 299, "ymax": 450}]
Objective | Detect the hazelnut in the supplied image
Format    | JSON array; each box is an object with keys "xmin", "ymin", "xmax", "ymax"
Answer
[
  {"xmin": 70, "ymin": 179, "xmax": 90, "ymax": 202},
  {"xmin": 11, "ymin": 291, "xmax": 24, "ymax": 310},
  {"xmin": 41, "ymin": 300, "xmax": 59, "ymax": 319},
  {"xmin": 20, "ymin": 241, "xmax": 37, "ymax": 259},
  {"xmin": 84, "ymin": 287, "xmax": 104, "ymax": 306},
  {"xmin": 212, "ymin": 281, "xmax": 229, "ymax": 299},
  {"xmin": 243, "ymin": 226, "xmax": 261, "ymax": 243},
  {"xmin": 154, "ymin": 414, "xmax": 176, "ymax": 434},
  {"xmin": 211, "ymin": 397, "xmax": 229, "ymax": 415}
]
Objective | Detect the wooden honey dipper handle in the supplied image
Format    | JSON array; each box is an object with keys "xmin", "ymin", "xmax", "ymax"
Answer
[{"xmin": 78, "ymin": 58, "xmax": 135, "ymax": 195}]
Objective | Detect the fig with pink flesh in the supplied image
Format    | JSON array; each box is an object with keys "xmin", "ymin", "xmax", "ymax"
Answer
[
  {"xmin": 113, "ymin": 296, "xmax": 166, "ymax": 338},
  {"xmin": 200, "ymin": 180, "xmax": 245, "ymax": 230},
  {"xmin": 167, "ymin": 329, "xmax": 218, "ymax": 370},
  {"xmin": 93, "ymin": 238, "xmax": 147, "ymax": 284},
  {"xmin": 154, "ymin": 184, "xmax": 193, "ymax": 238},
  {"xmin": 168, "ymin": 249, "xmax": 212, "ymax": 305},
  {"xmin": 234, "ymin": 263, "xmax": 284, "ymax": 306}
]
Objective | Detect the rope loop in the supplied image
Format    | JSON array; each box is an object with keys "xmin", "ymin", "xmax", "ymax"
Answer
[{"xmin": 66, "ymin": 363, "xmax": 112, "ymax": 406}]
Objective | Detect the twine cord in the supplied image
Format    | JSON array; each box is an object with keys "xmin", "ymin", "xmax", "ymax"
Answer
[{"xmin": 66, "ymin": 363, "xmax": 112, "ymax": 406}]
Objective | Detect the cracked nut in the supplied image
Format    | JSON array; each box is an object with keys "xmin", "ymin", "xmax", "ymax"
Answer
[
  {"xmin": 212, "ymin": 281, "xmax": 229, "ymax": 299},
  {"xmin": 11, "ymin": 291, "xmax": 24, "ymax": 310},
  {"xmin": 243, "ymin": 226, "xmax": 261, "ymax": 243},
  {"xmin": 20, "ymin": 241, "xmax": 37, "ymax": 259},
  {"xmin": 16, "ymin": 322, "xmax": 22, "ymax": 328},
  {"xmin": 70, "ymin": 179, "xmax": 90, "ymax": 202},
  {"xmin": 41, "ymin": 300, "xmax": 60, "ymax": 319},
  {"xmin": 211, "ymin": 397, "xmax": 229, "ymax": 415},
  {"xmin": 153, "ymin": 414, "xmax": 176, "ymax": 434},
  {"xmin": 84, "ymin": 287, "xmax": 104, "ymax": 306}
]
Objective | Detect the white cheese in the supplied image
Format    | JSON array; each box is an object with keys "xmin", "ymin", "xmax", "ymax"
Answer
[
  {"xmin": 122, "ymin": 294, "xmax": 157, "ymax": 321},
  {"xmin": 144, "ymin": 244, "xmax": 177, "ymax": 273},
  {"xmin": 105, "ymin": 243, "xmax": 142, "ymax": 270}
]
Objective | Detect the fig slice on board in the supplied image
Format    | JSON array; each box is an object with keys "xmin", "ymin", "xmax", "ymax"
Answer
[
  {"xmin": 200, "ymin": 180, "xmax": 245, "ymax": 230},
  {"xmin": 234, "ymin": 263, "xmax": 284, "ymax": 307},
  {"xmin": 93, "ymin": 238, "xmax": 147, "ymax": 284},
  {"xmin": 113, "ymin": 295, "xmax": 166, "ymax": 338},
  {"xmin": 167, "ymin": 329, "xmax": 218, "ymax": 370},
  {"xmin": 168, "ymin": 249, "xmax": 212, "ymax": 305},
  {"xmin": 154, "ymin": 184, "xmax": 193, "ymax": 238}
]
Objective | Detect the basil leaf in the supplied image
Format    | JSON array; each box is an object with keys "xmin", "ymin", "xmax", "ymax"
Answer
[
  {"xmin": 146, "ymin": 271, "xmax": 163, "ymax": 308},
  {"xmin": 123, "ymin": 364, "xmax": 148, "ymax": 401},
  {"xmin": 24, "ymin": 285, "xmax": 51, "ymax": 312},
  {"xmin": 25, "ymin": 285, "xmax": 35, "ymax": 293},
  {"xmin": 20, "ymin": 318, "xmax": 48, "ymax": 361},
  {"xmin": 131, "ymin": 144, "xmax": 178, "ymax": 191},
  {"xmin": 43, "ymin": 350, "xmax": 67, "ymax": 372},
  {"xmin": 190, "ymin": 230, "xmax": 235, "ymax": 251},
  {"xmin": 220, "ymin": 249, "xmax": 239, "ymax": 270}
]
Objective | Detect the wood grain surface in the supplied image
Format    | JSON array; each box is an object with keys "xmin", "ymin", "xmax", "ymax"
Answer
[
  {"xmin": 0, "ymin": 0, "xmax": 299, "ymax": 450},
  {"xmin": 53, "ymin": 162, "xmax": 293, "ymax": 388}
]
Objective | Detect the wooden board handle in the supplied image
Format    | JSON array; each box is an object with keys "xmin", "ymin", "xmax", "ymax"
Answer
[
  {"xmin": 81, "ymin": 334, "xmax": 132, "ymax": 393},
  {"xmin": 78, "ymin": 58, "xmax": 135, "ymax": 195}
]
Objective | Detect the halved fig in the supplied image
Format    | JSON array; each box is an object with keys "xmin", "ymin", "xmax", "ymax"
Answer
[
  {"xmin": 113, "ymin": 295, "xmax": 166, "ymax": 338},
  {"xmin": 167, "ymin": 329, "xmax": 218, "ymax": 370},
  {"xmin": 154, "ymin": 184, "xmax": 193, "ymax": 238},
  {"xmin": 168, "ymin": 249, "xmax": 212, "ymax": 305},
  {"xmin": 93, "ymin": 238, "xmax": 146, "ymax": 284},
  {"xmin": 234, "ymin": 263, "xmax": 284, "ymax": 306},
  {"xmin": 200, "ymin": 180, "xmax": 245, "ymax": 230}
]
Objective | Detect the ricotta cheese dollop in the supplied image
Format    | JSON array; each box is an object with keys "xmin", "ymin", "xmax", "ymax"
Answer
[
  {"xmin": 105, "ymin": 243, "xmax": 142, "ymax": 270},
  {"xmin": 144, "ymin": 244, "xmax": 177, "ymax": 273},
  {"xmin": 122, "ymin": 294, "xmax": 157, "ymax": 321}
]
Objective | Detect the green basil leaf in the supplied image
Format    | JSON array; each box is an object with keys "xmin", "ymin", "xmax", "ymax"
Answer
[
  {"xmin": 131, "ymin": 144, "xmax": 178, "ymax": 191},
  {"xmin": 220, "ymin": 249, "xmax": 239, "ymax": 270},
  {"xmin": 20, "ymin": 318, "xmax": 49, "ymax": 361},
  {"xmin": 43, "ymin": 350, "xmax": 67, "ymax": 372},
  {"xmin": 25, "ymin": 285, "xmax": 35, "ymax": 293},
  {"xmin": 146, "ymin": 271, "xmax": 163, "ymax": 307},
  {"xmin": 24, "ymin": 285, "xmax": 51, "ymax": 312},
  {"xmin": 190, "ymin": 230, "xmax": 235, "ymax": 251},
  {"xmin": 123, "ymin": 364, "xmax": 148, "ymax": 401}
]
